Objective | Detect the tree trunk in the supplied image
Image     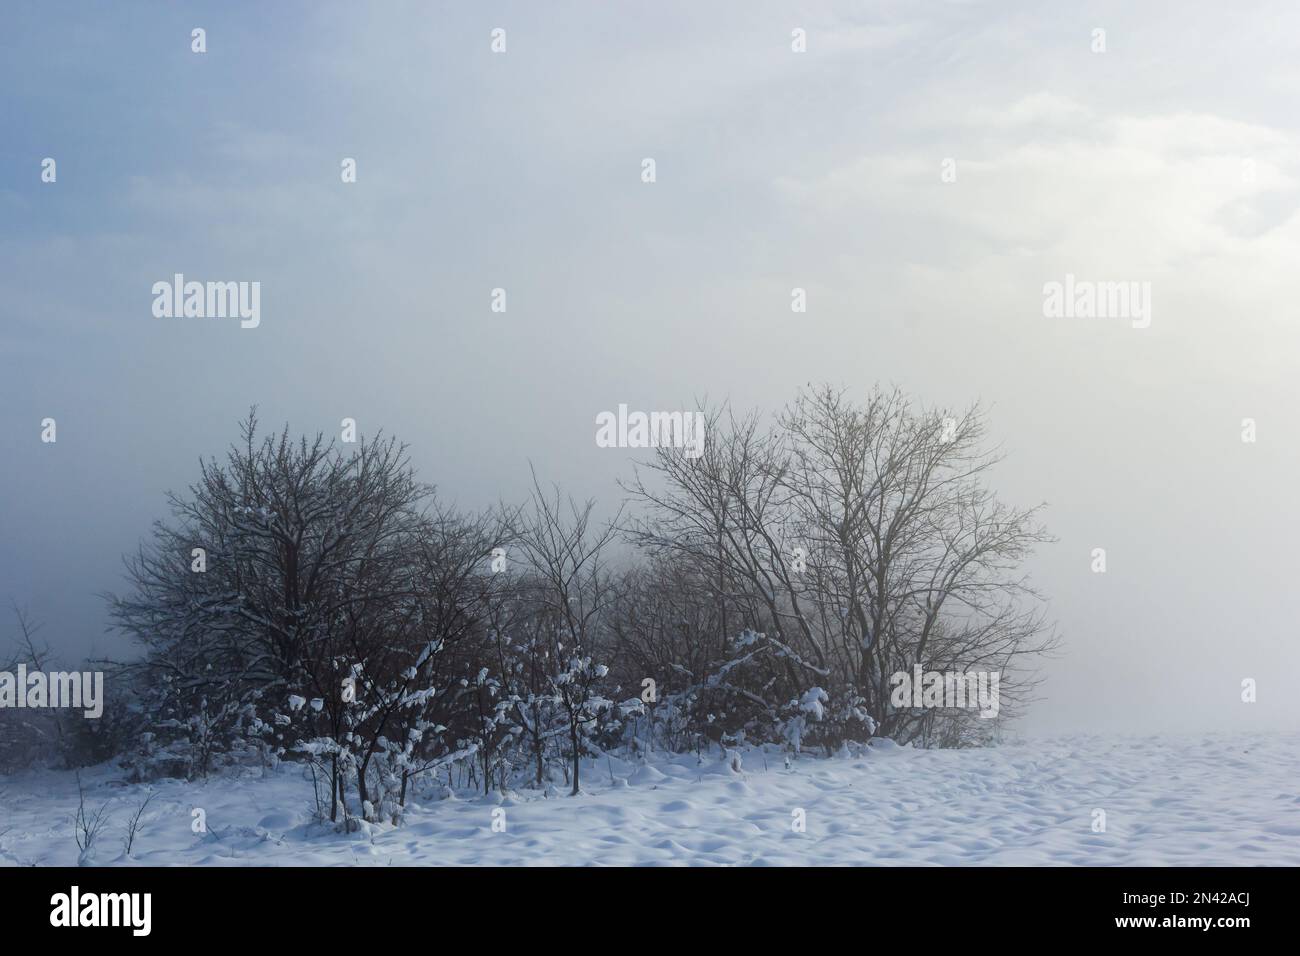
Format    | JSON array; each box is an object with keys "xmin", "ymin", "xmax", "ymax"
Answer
[
  {"xmin": 329, "ymin": 753, "xmax": 339, "ymax": 822},
  {"xmin": 357, "ymin": 756, "xmax": 370, "ymax": 815},
  {"xmin": 570, "ymin": 723, "xmax": 580, "ymax": 795}
]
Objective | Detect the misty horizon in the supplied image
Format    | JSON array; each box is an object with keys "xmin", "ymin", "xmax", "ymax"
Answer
[{"xmin": 4, "ymin": 1, "xmax": 1299, "ymax": 746}]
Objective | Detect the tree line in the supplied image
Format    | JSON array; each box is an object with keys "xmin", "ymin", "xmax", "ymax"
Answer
[{"xmin": 9, "ymin": 385, "xmax": 1056, "ymax": 826}]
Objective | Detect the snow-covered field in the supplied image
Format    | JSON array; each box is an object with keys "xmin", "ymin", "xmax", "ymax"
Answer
[{"xmin": 3, "ymin": 733, "xmax": 1297, "ymax": 866}]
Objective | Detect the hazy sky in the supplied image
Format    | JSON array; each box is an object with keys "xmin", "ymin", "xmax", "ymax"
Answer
[{"xmin": 3, "ymin": 1, "xmax": 1298, "ymax": 736}]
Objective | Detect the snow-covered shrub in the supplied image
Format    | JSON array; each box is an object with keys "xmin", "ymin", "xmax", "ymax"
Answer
[{"xmin": 98, "ymin": 388, "xmax": 1055, "ymax": 818}]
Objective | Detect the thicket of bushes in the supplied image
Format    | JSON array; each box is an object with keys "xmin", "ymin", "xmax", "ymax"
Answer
[{"xmin": 5, "ymin": 385, "xmax": 1056, "ymax": 826}]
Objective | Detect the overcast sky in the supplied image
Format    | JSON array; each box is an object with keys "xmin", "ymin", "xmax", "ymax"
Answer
[{"xmin": 2, "ymin": 1, "xmax": 1298, "ymax": 736}]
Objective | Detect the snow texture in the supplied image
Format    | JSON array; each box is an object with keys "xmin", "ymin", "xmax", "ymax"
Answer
[{"xmin": 2, "ymin": 732, "xmax": 1296, "ymax": 866}]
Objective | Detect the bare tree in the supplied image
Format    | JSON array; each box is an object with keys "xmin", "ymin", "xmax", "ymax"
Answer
[
  {"xmin": 110, "ymin": 411, "xmax": 432, "ymax": 813},
  {"xmin": 0, "ymin": 604, "xmax": 67, "ymax": 770},
  {"xmin": 511, "ymin": 470, "xmax": 622, "ymax": 794},
  {"xmin": 73, "ymin": 771, "xmax": 111, "ymax": 859},
  {"xmin": 123, "ymin": 790, "xmax": 156, "ymax": 856},
  {"xmin": 626, "ymin": 385, "xmax": 1057, "ymax": 747}
]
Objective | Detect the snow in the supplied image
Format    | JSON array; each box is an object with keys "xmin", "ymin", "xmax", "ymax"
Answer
[
  {"xmin": 2, "ymin": 732, "xmax": 1297, "ymax": 866},
  {"xmin": 799, "ymin": 687, "xmax": 828, "ymax": 721}
]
